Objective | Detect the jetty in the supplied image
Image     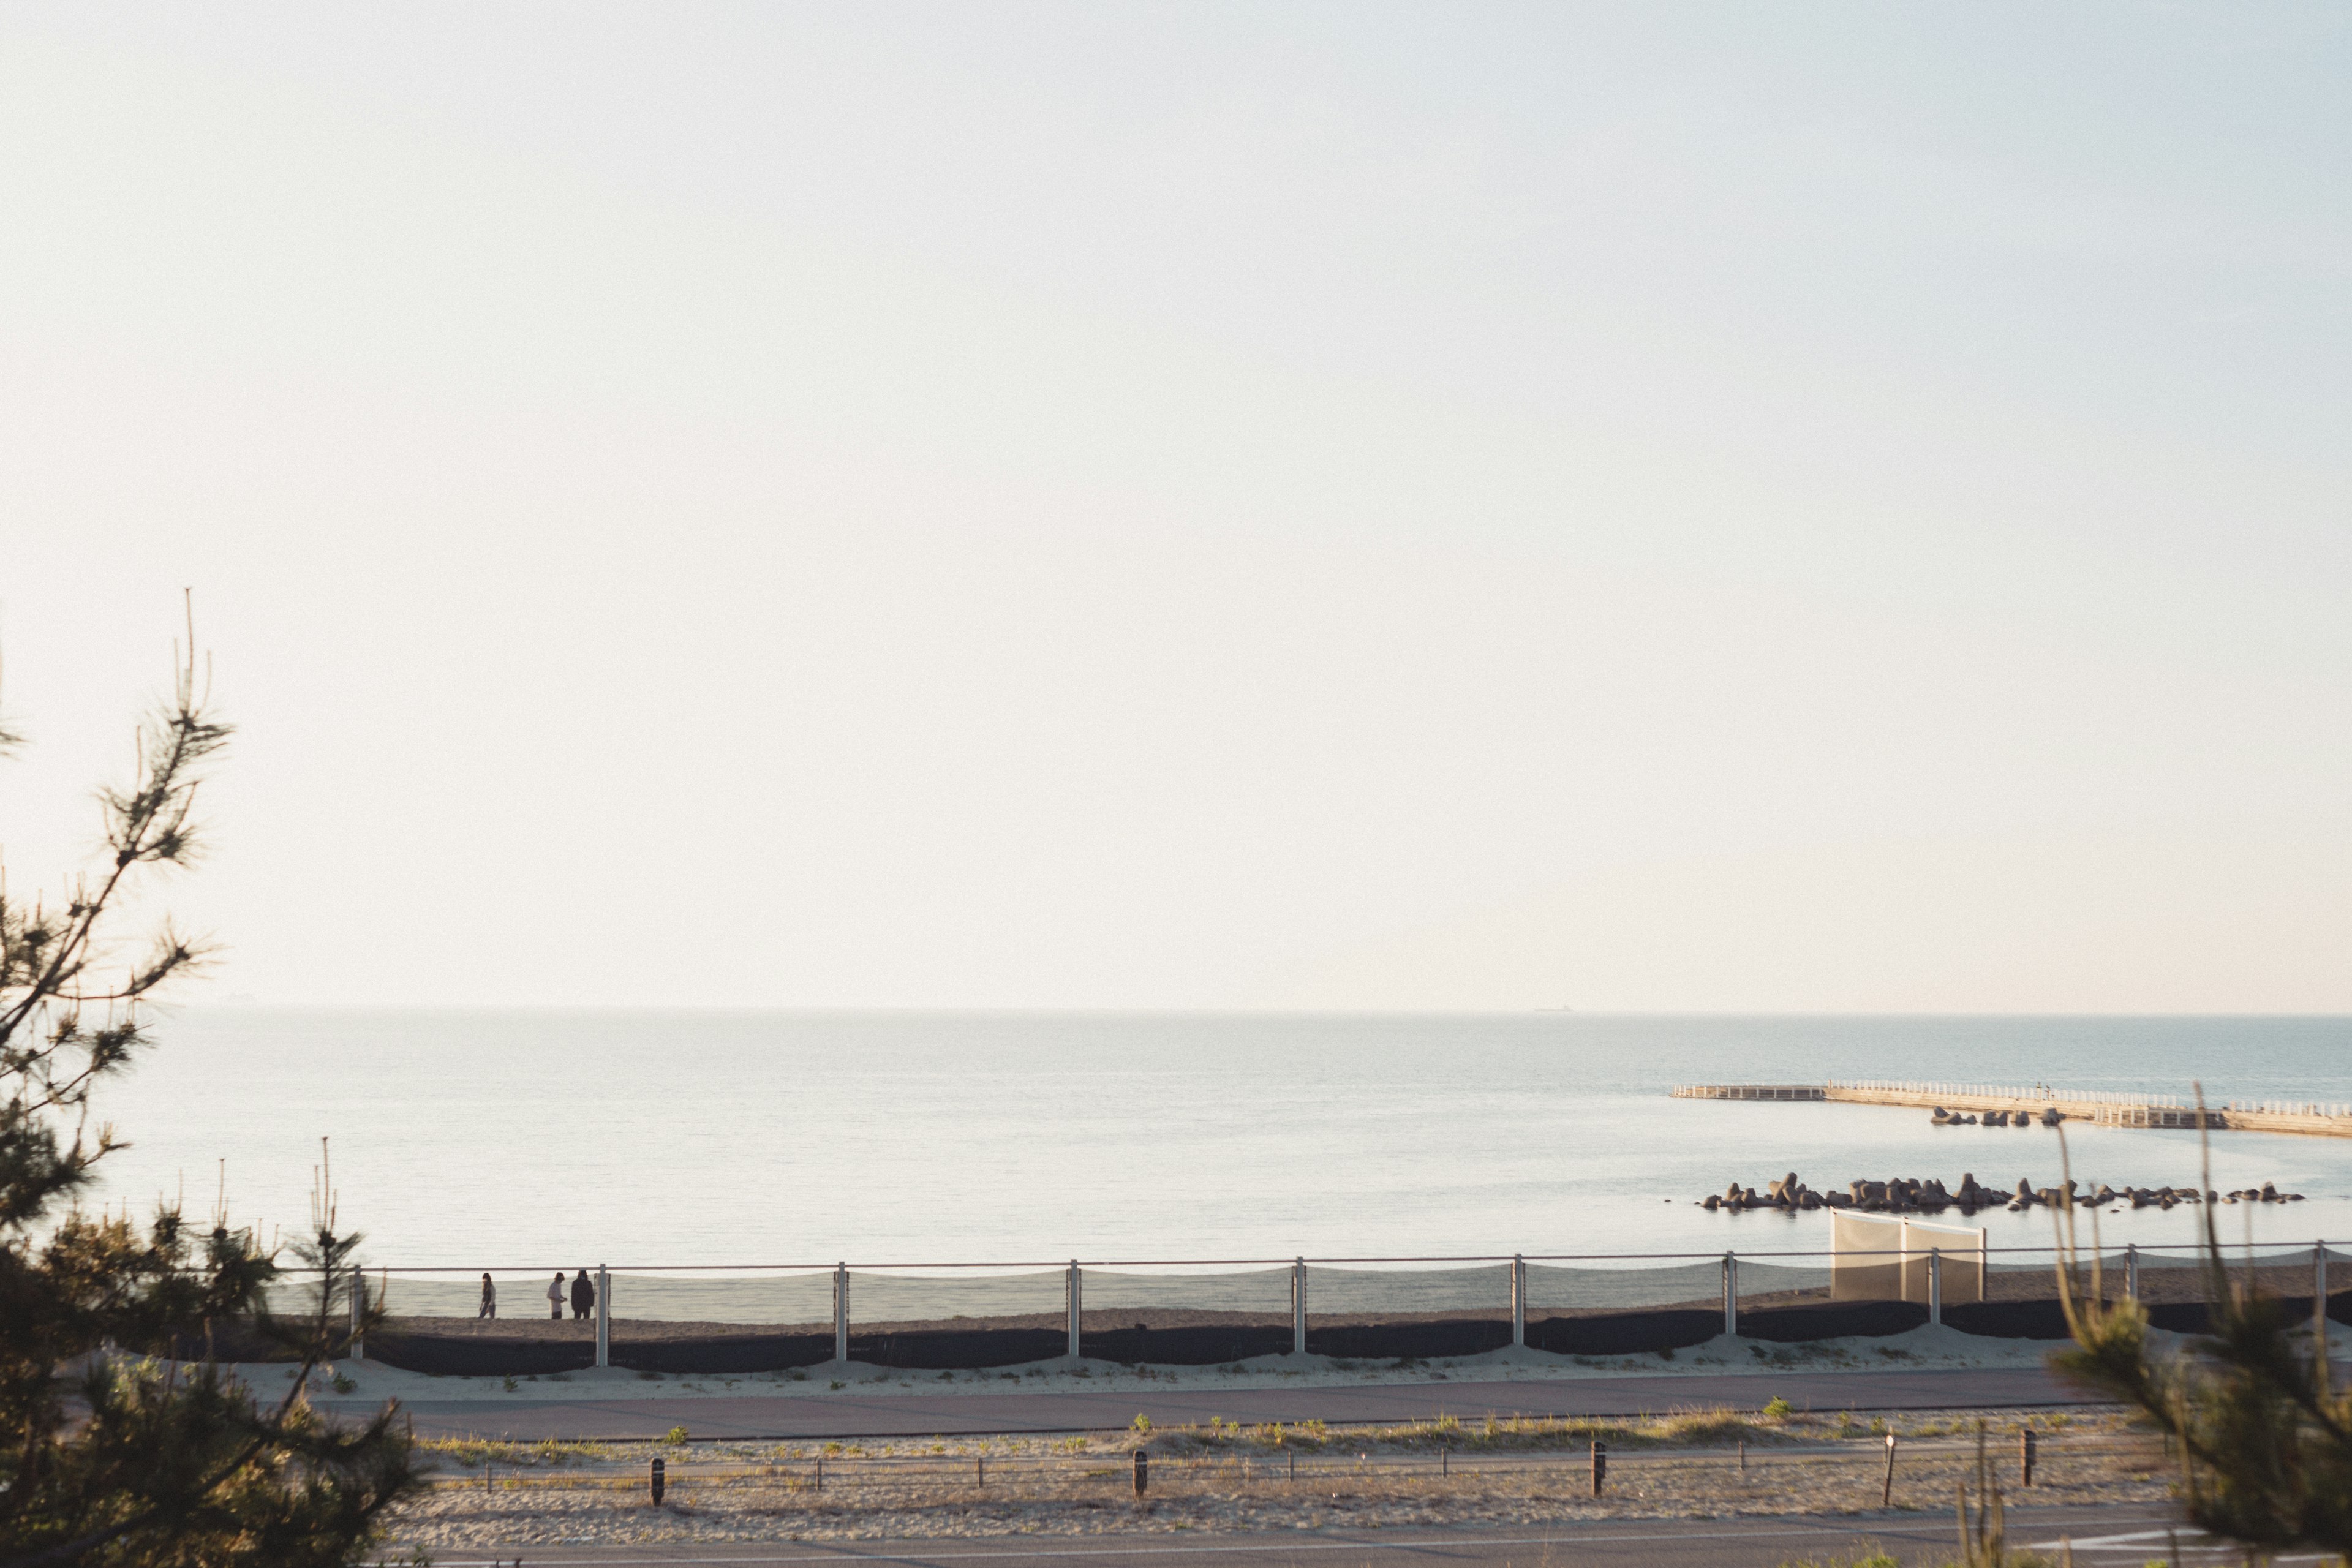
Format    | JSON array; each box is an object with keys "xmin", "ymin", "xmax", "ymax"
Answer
[{"xmin": 1671, "ymin": 1079, "xmax": 2352, "ymax": 1139}]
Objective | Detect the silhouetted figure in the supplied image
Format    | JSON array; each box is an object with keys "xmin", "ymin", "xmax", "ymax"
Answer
[
  {"xmin": 546, "ymin": 1270, "xmax": 567, "ymax": 1319},
  {"xmin": 571, "ymin": 1267, "xmax": 596, "ymax": 1321},
  {"xmin": 478, "ymin": 1273, "xmax": 496, "ymax": 1320}
]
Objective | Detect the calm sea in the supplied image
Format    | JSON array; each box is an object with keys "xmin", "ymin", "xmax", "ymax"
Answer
[{"xmin": 94, "ymin": 1011, "xmax": 2352, "ymax": 1272}]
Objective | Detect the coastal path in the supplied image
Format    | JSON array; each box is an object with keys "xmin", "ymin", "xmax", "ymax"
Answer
[
  {"xmin": 344, "ymin": 1366, "xmax": 2099, "ymax": 1442},
  {"xmin": 404, "ymin": 1504, "xmax": 2203, "ymax": 1567}
]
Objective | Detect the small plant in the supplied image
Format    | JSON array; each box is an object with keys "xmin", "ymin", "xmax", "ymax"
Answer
[
  {"xmin": 1656, "ymin": 1346, "xmax": 1676, "ymax": 1361},
  {"xmin": 829, "ymin": 1380, "xmax": 845, "ymax": 1390},
  {"xmin": 329, "ymin": 1372, "xmax": 358, "ymax": 1395},
  {"xmin": 790, "ymin": 1370, "xmax": 807, "ymax": 1381},
  {"xmin": 1763, "ymin": 1396, "xmax": 1793, "ymax": 1420},
  {"xmin": 937, "ymin": 1370, "xmax": 954, "ymax": 1381},
  {"xmin": 636, "ymin": 1370, "xmax": 662, "ymax": 1381},
  {"xmin": 1131, "ymin": 1414, "xmax": 1152, "ymax": 1434},
  {"xmin": 500, "ymin": 1375, "xmax": 518, "ymax": 1393},
  {"xmin": 662, "ymin": 1426, "xmax": 689, "ymax": 1446}
]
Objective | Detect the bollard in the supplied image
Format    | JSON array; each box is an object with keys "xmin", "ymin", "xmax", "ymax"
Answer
[
  {"xmin": 649, "ymin": 1456, "xmax": 666, "ymax": 1505},
  {"xmin": 1881, "ymin": 1431, "xmax": 1896, "ymax": 1506},
  {"xmin": 1589, "ymin": 1439, "xmax": 1606, "ymax": 1497},
  {"xmin": 2020, "ymin": 1428, "xmax": 2036, "ymax": 1487},
  {"xmin": 1133, "ymin": 1449, "xmax": 1148, "ymax": 1498}
]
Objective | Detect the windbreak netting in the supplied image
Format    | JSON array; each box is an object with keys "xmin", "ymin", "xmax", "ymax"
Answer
[
  {"xmin": 1525, "ymin": 1259, "xmax": 1721, "ymax": 1314},
  {"xmin": 1830, "ymin": 1213, "xmax": 1986, "ymax": 1303},
  {"xmin": 1302, "ymin": 1263, "xmax": 1510, "ymax": 1318},
  {"xmin": 844, "ymin": 1268, "xmax": 1065, "ymax": 1329},
  {"xmin": 2114, "ymin": 1243, "xmax": 2345, "ymax": 1308},
  {"xmin": 1732, "ymin": 1256, "xmax": 1834, "ymax": 1310},
  {"xmin": 302, "ymin": 1268, "xmax": 845, "ymax": 1324}
]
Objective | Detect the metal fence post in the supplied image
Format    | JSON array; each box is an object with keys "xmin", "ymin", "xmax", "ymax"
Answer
[
  {"xmin": 2318, "ymin": 1242, "xmax": 2329, "ymax": 1356},
  {"xmin": 595, "ymin": 1265, "xmax": 609, "ymax": 1369},
  {"xmin": 833, "ymin": 1262, "xmax": 849, "ymax": 1363},
  {"xmin": 1067, "ymin": 1259, "xmax": 1082, "ymax": 1360},
  {"xmin": 2125, "ymin": 1242, "xmax": 2139, "ymax": 1302},
  {"xmin": 1723, "ymin": 1251, "xmax": 1737, "ymax": 1338},
  {"xmin": 1511, "ymin": 1253, "xmax": 1526, "ymax": 1348},
  {"xmin": 1928, "ymin": 1248, "xmax": 1942, "ymax": 1328},
  {"xmin": 349, "ymin": 1265, "xmax": 365, "ymax": 1360},
  {"xmin": 1292, "ymin": 1257, "xmax": 1307, "ymax": 1356}
]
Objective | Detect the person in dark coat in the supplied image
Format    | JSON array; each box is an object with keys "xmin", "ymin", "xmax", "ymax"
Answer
[
  {"xmin": 478, "ymin": 1273, "xmax": 496, "ymax": 1320},
  {"xmin": 571, "ymin": 1267, "xmax": 596, "ymax": 1321}
]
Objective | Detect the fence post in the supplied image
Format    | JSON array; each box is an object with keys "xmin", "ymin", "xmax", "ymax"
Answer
[
  {"xmin": 2124, "ymin": 1243, "xmax": 2138, "ymax": 1302},
  {"xmin": 1722, "ymin": 1252, "xmax": 1737, "ymax": 1338},
  {"xmin": 349, "ymin": 1266, "xmax": 365, "ymax": 1360},
  {"xmin": 833, "ymin": 1262, "xmax": 849, "ymax": 1364},
  {"xmin": 1292, "ymin": 1257, "xmax": 1307, "ymax": 1356},
  {"xmin": 1511, "ymin": 1253, "xmax": 1526, "ymax": 1348},
  {"xmin": 595, "ymin": 1265, "xmax": 609, "ymax": 1369},
  {"xmin": 1067, "ymin": 1259, "xmax": 1082, "ymax": 1360},
  {"xmin": 1928, "ymin": 1248, "xmax": 1942, "ymax": 1328},
  {"xmin": 2318, "ymin": 1242, "xmax": 2329, "ymax": 1357}
]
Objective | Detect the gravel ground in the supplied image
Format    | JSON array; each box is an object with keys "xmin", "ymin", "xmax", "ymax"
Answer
[{"xmin": 388, "ymin": 1405, "xmax": 2170, "ymax": 1551}]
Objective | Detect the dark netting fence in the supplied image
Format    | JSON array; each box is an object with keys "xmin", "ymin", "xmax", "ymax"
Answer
[{"xmin": 247, "ymin": 1238, "xmax": 2352, "ymax": 1376}]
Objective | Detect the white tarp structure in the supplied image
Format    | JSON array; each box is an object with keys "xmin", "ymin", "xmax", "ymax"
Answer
[{"xmin": 1830, "ymin": 1211, "xmax": 1987, "ymax": 1305}]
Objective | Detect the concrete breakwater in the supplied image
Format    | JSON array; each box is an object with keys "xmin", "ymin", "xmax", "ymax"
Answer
[
  {"xmin": 1699, "ymin": 1171, "xmax": 2304, "ymax": 1215},
  {"xmin": 1673, "ymin": 1080, "xmax": 2352, "ymax": 1138}
]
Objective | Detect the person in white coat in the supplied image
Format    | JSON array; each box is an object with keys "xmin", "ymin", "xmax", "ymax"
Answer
[{"xmin": 546, "ymin": 1271, "xmax": 567, "ymax": 1320}]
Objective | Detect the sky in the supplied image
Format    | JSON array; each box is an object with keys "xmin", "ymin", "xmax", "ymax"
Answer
[{"xmin": 1, "ymin": 3, "xmax": 2347, "ymax": 1012}]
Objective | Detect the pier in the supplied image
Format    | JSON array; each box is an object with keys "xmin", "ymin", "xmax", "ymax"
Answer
[{"xmin": 1670, "ymin": 1080, "xmax": 2352, "ymax": 1139}]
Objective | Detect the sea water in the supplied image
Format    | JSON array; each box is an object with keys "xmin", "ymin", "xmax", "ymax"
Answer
[{"xmin": 90, "ymin": 1011, "xmax": 2352, "ymax": 1279}]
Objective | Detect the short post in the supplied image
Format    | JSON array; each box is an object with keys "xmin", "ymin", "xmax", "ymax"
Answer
[
  {"xmin": 649, "ymin": 1456, "xmax": 666, "ymax": 1505},
  {"xmin": 1511, "ymin": 1253, "xmax": 1526, "ymax": 1348},
  {"xmin": 1589, "ymin": 1439, "xmax": 1606, "ymax": 1496},
  {"xmin": 1881, "ymin": 1431, "xmax": 1896, "ymax": 1506},
  {"xmin": 349, "ymin": 1266, "xmax": 366, "ymax": 1360},
  {"xmin": 2019, "ymin": 1427, "xmax": 2035, "ymax": 1487},
  {"xmin": 1132, "ymin": 1449, "xmax": 1148, "ymax": 1498},
  {"xmin": 595, "ymin": 1265, "xmax": 610, "ymax": 1369},
  {"xmin": 1723, "ymin": 1252, "xmax": 1738, "ymax": 1338},
  {"xmin": 1928, "ymin": 1248, "xmax": 1942, "ymax": 1328},
  {"xmin": 2124, "ymin": 1242, "xmax": 2139, "ymax": 1302},
  {"xmin": 1067, "ymin": 1259, "xmax": 1083, "ymax": 1359},
  {"xmin": 1292, "ymin": 1257, "xmax": 1307, "ymax": 1356},
  {"xmin": 833, "ymin": 1262, "xmax": 849, "ymax": 1363}
]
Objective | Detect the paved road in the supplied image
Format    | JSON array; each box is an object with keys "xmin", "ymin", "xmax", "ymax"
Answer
[
  {"xmin": 350, "ymin": 1366, "xmax": 2100, "ymax": 1442},
  {"xmin": 399, "ymin": 1504, "xmax": 2250, "ymax": 1568}
]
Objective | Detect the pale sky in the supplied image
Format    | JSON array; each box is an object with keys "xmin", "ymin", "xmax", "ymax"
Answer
[{"xmin": 3, "ymin": 4, "xmax": 2347, "ymax": 1011}]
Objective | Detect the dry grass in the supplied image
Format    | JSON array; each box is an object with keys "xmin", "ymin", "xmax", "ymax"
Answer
[{"xmin": 391, "ymin": 1404, "xmax": 2167, "ymax": 1551}]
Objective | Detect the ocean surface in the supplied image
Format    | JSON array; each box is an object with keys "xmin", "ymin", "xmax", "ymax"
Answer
[{"xmin": 88, "ymin": 1011, "xmax": 2352, "ymax": 1296}]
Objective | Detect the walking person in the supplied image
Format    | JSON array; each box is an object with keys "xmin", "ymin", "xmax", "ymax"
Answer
[
  {"xmin": 546, "ymin": 1270, "xmax": 567, "ymax": 1319},
  {"xmin": 478, "ymin": 1273, "xmax": 497, "ymax": 1320},
  {"xmin": 571, "ymin": 1266, "xmax": 597, "ymax": 1322}
]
